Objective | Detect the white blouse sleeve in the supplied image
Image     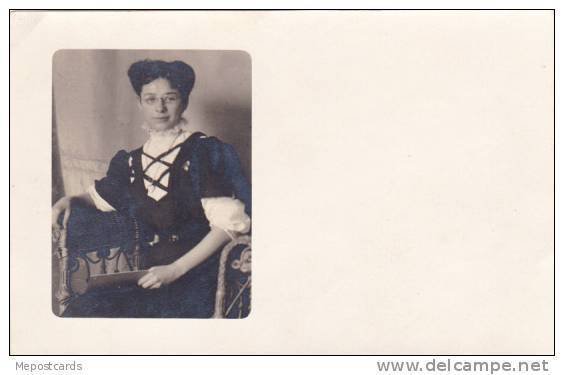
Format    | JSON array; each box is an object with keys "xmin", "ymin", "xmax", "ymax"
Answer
[
  {"xmin": 201, "ymin": 197, "xmax": 251, "ymax": 239},
  {"xmin": 87, "ymin": 184, "xmax": 117, "ymax": 212}
]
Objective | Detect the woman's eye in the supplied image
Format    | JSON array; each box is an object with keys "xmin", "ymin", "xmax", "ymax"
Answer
[
  {"xmin": 144, "ymin": 98, "xmax": 156, "ymax": 104},
  {"xmin": 165, "ymin": 97, "xmax": 177, "ymax": 103}
]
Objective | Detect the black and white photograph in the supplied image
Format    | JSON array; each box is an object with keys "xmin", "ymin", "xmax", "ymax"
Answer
[{"xmin": 51, "ymin": 50, "xmax": 252, "ymax": 318}]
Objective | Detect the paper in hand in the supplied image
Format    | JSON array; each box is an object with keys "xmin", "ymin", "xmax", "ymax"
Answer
[{"xmin": 85, "ymin": 270, "xmax": 149, "ymax": 292}]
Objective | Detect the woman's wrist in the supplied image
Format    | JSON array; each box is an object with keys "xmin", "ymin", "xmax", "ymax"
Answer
[{"xmin": 172, "ymin": 258, "xmax": 191, "ymax": 275}]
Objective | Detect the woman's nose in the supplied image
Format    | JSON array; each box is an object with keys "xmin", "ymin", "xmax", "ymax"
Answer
[{"xmin": 155, "ymin": 99, "xmax": 167, "ymax": 113}]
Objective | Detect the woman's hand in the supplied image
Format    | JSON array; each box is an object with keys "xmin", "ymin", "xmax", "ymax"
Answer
[
  {"xmin": 138, "ymin": 263, "xmax": 184, "ymax": 289},
  {"xmin": 52, "ymin": 196, "xmax": 73, "ymax": 239},
  {"xmin": 137, "ymin": 227, "xmax": 231, "ymax": 289}
]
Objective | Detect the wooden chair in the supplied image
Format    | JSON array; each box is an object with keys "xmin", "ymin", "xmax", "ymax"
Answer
[{"xmin": 52, "ymin": 218, "xmax": 251, "ymax": 319}]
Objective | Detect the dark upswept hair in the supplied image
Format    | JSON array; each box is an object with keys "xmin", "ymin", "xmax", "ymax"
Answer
[{"xmin": 127, "ymin": 59, "xmax": 196, "ymax": 106}]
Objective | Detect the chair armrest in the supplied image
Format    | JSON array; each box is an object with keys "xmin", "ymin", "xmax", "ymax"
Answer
[
  {"xmin": 53, "ymin": 226, "xmax": 74, "ymax": 316},
  {"xmin": 213, "ymin": 235, "xmax": 252, "ymax": 318},
  {"xmin": 52, "ymin": 206, "xmax": 144, "ymax": 316}
]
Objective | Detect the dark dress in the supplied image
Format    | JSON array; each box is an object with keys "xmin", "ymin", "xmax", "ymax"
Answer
[{"xmin": 63, "ymin": 132, "xmax": 251, "ymax": 318}]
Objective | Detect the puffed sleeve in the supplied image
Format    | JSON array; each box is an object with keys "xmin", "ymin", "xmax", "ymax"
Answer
[
  {"xmin": 89, "ymin": 150, "xmax": 131, "ymax": 213},
  {"xmin": 219, "ymin": 143, "xmax": 252, "ymax": 216},
  {"xmin": 200, "ymin": 139, "xmax": 252, "ymax": 237},
  {"xmin": 201, "ymin": 197, "xmax": 251, "ymax": 239}
]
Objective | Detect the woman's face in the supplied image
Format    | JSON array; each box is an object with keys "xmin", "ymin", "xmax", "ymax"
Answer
[{"xmin": 138, "ymin": 78, "xmax": 186, "ymax": 131}]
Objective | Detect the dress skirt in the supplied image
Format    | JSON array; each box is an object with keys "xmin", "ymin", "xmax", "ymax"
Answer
[
  {"xmin": 63, "ymin": 241, "xmax": 220, "ymax": 318},
  {"xmin": 61, "ymin": 206, "xmax": 220, "ymax": 318}
]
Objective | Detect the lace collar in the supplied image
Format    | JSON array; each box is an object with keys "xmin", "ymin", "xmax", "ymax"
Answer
[{"xmin": 141, "ymin": 117, "xmax": 191, "ymax": 138}]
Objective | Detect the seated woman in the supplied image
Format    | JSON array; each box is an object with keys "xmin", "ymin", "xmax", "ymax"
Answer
[{"xmin": 51, "ymin": 59, "xmax": 251, "ymax": 318}]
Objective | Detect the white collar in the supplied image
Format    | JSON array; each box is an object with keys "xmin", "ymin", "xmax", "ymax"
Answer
[
  {"xmin": 142, "ymin": 117, "xmax": 191, "ymax": 138},
  {"xmin": 142, "ymin": 118, "xmax": 192, "ymax": 154}
]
